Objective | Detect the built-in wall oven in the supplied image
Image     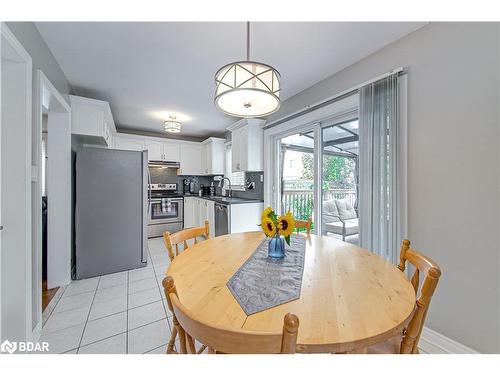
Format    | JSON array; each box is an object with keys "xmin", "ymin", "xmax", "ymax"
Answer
[{"xmin": 148, "ymin": 183, "xmax": 184, "ymax": 238}]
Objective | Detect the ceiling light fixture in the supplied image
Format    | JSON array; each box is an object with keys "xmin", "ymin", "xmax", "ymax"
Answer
[
  {"xmin": 214, "ymin": 22, "xmax": 281, "ymax": 118},
  {"xmin": 164, "ymin": 116, "xmax": 181, "ymax": 133}
]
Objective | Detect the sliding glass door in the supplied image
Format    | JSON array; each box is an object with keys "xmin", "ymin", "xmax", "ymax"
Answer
[
  {"xmin": 277, "ymin": 130, "xmax": 316, "ymax": 233},
  {"xmin": 321, "ymin": 119, "xmax": 359, "ymax": 244},
  {"xmin": 273, "ymin": 115, "xmax": 358, "ymax": 237}
]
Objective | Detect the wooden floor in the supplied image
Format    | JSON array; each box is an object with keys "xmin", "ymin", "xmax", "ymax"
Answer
[{"xmin": 42, "ymin": 280, "xmax": 59, "ymax": 312}]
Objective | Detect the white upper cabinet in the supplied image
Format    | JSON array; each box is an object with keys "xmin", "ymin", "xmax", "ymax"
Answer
[
  {"xmin": 228, "ymin": 119, "xmax": 265, "ymax": 172},
  {"xmin": 144, "ymin": 140, "xmax": 180, "ymax": 162},
  {"xmin": 201, "ymin": 137, "xmax": 225, "ymax": 175},
  {"xmin": 163, "ymin": 142, "xmax": 180, "ymax": 162},
  {"xmin": 69, "ymin": 95, "xmax": 116, "ymax": 147},
  {"xmin": 114, "ymin": 137, "xmax": 145, "ymax": 151},
  {"xmin": 178, "ymin": 144, "xmax": 202, "ymax": 176},
  {"xmin": 144, "ymin": 140, "xmax": 163, "ymax": 160}
]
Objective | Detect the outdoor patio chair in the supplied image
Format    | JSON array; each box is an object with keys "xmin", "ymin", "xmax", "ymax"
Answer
[{"xmin": 322, "ymin": 199, "xmax": 359, "ymax": 241}]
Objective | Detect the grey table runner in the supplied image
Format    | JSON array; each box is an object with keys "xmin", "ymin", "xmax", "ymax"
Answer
[{"xmin": 227, "ymin": 235, "xmax": 307, "ymax": 315}]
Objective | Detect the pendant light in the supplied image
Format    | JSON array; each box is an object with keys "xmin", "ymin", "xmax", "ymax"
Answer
[
  {"xmin": 164, "ymin": 116, "xmax": 181, "ymax": 133},
  {"xmin": 214, "ymin": 22, "xmax": 281, "ymax": 118}
]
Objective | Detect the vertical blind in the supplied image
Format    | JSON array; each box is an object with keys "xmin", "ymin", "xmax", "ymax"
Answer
[{"xmin": 358, "ymin": 73, "xmax": 402, "ymax": 263}]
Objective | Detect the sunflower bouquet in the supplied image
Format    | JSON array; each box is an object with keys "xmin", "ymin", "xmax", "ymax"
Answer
[{"xmin": 260, "ymin": 206, "xmax": 296, "ymax": 246}]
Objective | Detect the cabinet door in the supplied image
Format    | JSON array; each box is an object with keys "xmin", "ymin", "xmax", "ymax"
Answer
[
  {"xmin": 114, "ymin": 137, "xmax": 144, "ymax": 151},
  {"xmin": 206, "ymin": 200, "xmax": 215, "ymax": 237},
  {"xmin": 210, "ymin": 140, "xmax": 225, "ymax": 175},
  {"xmin": 238, "ymin": 126, "xmax": 248, "ymax": 171},
  {"xmin": 163, "ymin": 142, "xmax": 180, "ymax": 162},
  {"xmin": 179, "ymin": 144, "xmax": 202, "ymax": 175},
  {"xmin": 201, "ymin": 145, "xmax": 208, "ymax": 175},
  {"xmin": 144, "ymin": 140, "xmax": 164, "ymax": 161},
  {"xmin": 194, "ymin": 198, "xmax": 202, "ymax": 227},
  {"xmin": 183, "ymin": 197, "xmax": 194, "ymax": 228},
  {"xmin": 205, "ymin": 144, "xmax": 212, "ymax": 175},
  {"xmin": 231, "ymin": 128, "xmax": 241, "ymax": 172}
]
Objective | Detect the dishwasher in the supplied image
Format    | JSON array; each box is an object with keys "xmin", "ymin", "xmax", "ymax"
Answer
[{"xmin": 214, "ymin": 203, "xmax": 229, "ymax": 236}]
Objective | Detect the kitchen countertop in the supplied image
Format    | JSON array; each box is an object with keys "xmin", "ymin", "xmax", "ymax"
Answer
[{"xmin": 181, "ymin": 194, "xmax": 263, "ymax": 205}]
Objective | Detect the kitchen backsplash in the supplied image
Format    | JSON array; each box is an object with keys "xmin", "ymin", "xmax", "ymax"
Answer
[
  {"xmin": 148, "ymin": 166, "xmax": 264, "ymax": 201},
  {"xmin": 231, "ymin": 172, "xmax": 264, "ymax": 200}
]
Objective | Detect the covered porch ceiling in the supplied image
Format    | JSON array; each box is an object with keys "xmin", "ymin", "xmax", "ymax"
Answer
[{"xmin": 280, "ymin": 119, "xmax": 359, "ymax": 158}]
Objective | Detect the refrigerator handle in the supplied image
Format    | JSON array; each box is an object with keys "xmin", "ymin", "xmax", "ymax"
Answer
[{"xmin": 147, "ymin": 168, "xmax": 152, "ymax": 213}]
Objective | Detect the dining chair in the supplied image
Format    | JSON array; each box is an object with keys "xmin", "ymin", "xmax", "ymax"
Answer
[
  {"xmin": 366, "ymin": 239, "xmax": 442, "ymax": 354},
  {"xmin": 163, "ymin": 220, "xmax": 210, "ymax": 261},
  {"xmin": 162, "ymin": 220, "xmax": 209, "ymax": 353},
  {"xmin": 295, "ymin": 218, "xmax": 312, "ymax": 234},
  {"xmin": 162, "ymin": 276, "xmax": 300, "ymax": 354}
]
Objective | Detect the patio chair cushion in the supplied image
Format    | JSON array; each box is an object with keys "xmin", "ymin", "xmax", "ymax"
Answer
[
  {"xmin": 322, "ymin": 199, "xmax": 340, "ymax": 223},
  {"xmin": 335, "ymin": 199, "xmax": 357, "ymax": 220},
  {"xmin": 325, "ymin": 218, "xmax": 359, "ymax": 236}
]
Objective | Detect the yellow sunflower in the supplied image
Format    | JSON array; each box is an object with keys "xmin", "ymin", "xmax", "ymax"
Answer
[
  {"xmin": 261, "ymin": 217, "xmax": 277, "ymax": 237},
  {"xmin": 277, "ymin": 212, "xmax": 295, "ymax": 237},
  {"xmin": 261, "ymin": 206, "xmax": 274, "ymax": 220}
]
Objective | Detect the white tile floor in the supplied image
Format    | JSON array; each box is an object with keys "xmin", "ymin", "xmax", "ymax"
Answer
[
  {"xmin": 39, "ymin": 237, "xmax": 176, "ymax": 354},
  {"xmin": 39, "ymin": 235, "xmax": 422, "ymax": 355}
]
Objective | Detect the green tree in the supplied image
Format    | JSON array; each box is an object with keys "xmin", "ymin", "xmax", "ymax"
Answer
[{"xmin": 301, "ymin": 153, "xmax": 355, "ymax": 189}]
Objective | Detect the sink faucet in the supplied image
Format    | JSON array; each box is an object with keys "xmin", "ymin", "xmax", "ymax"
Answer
[{"xmin": 219, "ymin": 177, "xmax": 232, "ymax": 197}]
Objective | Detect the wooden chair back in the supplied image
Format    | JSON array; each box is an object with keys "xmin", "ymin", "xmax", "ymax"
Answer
[
  {"xmin": 397, "ymin": 239, "xmax": 442, "ymax": 354},
  {"xmin": 163, "ymin": 220, "xmax": 210, "ymax": 261},
  {"xmin": 295, "ymin": 218, "xmax": 312, "ymax": 234},
  {"xmin": 162, "ymin": 276, "xmax": 299, "ymax": 354}
]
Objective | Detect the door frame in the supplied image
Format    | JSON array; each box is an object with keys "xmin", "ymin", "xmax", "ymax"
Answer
[
  {"xmin": 263, "ymin": 94, "xmax": 359, "ymax": 235},
  {"xmin": 32, "ymin": 70, "xmax": 71, "ymax": 339},
  {"xmin": 0, "ymin": 22, "xmax": 33, "ymax": 341}
]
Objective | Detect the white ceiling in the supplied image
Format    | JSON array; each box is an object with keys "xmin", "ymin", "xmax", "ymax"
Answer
[{"xmin": 36, "ymin": 22, "xmax": 425, "ymax": 139}]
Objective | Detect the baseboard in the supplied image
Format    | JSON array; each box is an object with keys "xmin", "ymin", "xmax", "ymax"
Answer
[{"xmin": 419, "ymin": 327, "xmax": 478, "ymax": 354}]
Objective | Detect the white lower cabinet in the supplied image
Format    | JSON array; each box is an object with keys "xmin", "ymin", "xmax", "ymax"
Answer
[
  {"xmin": 184, "ymin": 197, "xmax": 261, "ymax": 236},
  {"xmin": 201, "ymin": 199, "xmax": 215, "ymax": 236},
  {"xmin": 183, "ymin": 197, "xmax": 196, "ymax": 228}
]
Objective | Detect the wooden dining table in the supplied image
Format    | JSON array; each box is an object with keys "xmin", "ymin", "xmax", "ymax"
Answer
[{"xmin": 166, "ymin": 231, "xmax": 416, "ymax": 353}]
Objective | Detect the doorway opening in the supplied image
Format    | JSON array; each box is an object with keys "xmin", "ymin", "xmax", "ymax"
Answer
[
  {"xmin": 33, "ymin": 72, "xmax": 71, "ymax": 328},
  {"xmin": 1, "ymin": 23, "xmax": 32, "ymax": 342}
]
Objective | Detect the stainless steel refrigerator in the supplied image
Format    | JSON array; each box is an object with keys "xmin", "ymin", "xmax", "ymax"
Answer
[{"xmin": 75, "ymin": 146, "xmax": 148, "ymax": 279}]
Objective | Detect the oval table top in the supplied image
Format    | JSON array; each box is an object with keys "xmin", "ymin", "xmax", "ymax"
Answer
[{"xmin": 166, "ymin": 232, "xmax": 416, "ymax": 353}]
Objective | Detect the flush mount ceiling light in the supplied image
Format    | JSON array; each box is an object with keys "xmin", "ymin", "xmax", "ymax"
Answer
[
  {"xmin": 214, "ymin": 22, "xmax": 281, "ymax": 118},
  {"xmin": 164, "ymin": 116, "xmax": 181, "ymax": 133}
]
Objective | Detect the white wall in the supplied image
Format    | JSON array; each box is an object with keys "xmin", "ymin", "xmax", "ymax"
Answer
[
  {"xmin": 6, "ymin": 22, "xmax": 71, "ymax": 337},
  {"xmin": 267, "ymin": 22, "xmax": 500, "ymax": 353}
]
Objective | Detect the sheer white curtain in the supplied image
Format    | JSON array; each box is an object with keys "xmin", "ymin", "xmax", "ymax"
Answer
[{"xmin": 358, "ymin": 74, "xmax": 405, "ymax": 263}]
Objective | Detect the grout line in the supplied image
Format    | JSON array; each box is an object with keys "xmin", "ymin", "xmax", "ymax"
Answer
[
  {"xmin": 76, "ymin": 331, "xmax": 127, "ymax": 352},
  {"xmin": 86, "ymin": 304, "xmax": 128, "ymax": 323},
  {"xmin": 128, "ymin": 317, "xmax": 167, "ymax": 334},
  {"xmin": 126, "ymin": 270, "xmax": 129, "ymax": 354},
  {"xmin": 76, "ymin": 276, "xmax": 101, "ymax": 353},
  {"xmin": 143, "ymin": 343, "xmax": 167, "ymax": 354},
  {"xmin": 150, "ymin": 248, "xmax": 169, "ymax": 317}
]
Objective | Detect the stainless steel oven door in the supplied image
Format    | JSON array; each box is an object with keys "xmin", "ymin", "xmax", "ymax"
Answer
[{"xmin": 149, "ymin": 198, "xmax": 183, "ymax": 224}]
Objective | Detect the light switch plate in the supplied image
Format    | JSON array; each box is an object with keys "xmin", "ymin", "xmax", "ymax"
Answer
[{"xmin": 260, "ymin": 174, "xmax": 264, "ymax": 183}]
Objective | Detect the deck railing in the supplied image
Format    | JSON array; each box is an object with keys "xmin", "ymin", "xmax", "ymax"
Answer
[{"xmin": 282, "ymin": 189, "xmax": 356, "ymax": 220}]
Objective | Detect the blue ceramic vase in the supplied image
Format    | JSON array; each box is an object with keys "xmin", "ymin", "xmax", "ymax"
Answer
[{"xmin": 268, "ymin": 235, "xmax": 286, "ymax": 258}]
